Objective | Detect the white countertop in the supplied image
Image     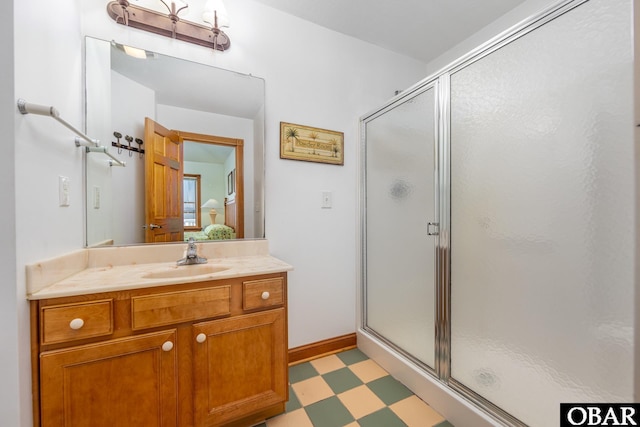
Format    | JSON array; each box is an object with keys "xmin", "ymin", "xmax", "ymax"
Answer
[{"xmin": 26, "ymin": 240, "xmax": 293, "ymax": 300}]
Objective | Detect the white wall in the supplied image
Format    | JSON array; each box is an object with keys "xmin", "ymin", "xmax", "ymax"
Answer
[
  {"xmin": 110, "ymin": 72, "xmax": 155, "ymax": 244},
  {"xmin": 13, "ymin": 1, "xmax": 84, "ymax": 425},
  {"xmin": 8, "ymin": 0, "xmax": 426, "ymax": 424},
  {"xmin": 0, "ymin": 1, "xmax": 18, "ymax": 425},
  {"xmin": 157, "ymin": 105, "xmax": 256, "ymax": 141},
  {"xmin": 87, "ymin": 69, "xmax": 155, "ymax": 246}
]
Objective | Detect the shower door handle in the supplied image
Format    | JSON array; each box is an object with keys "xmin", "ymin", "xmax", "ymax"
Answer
[{"xmin": 427, "ymin": 222, "xmax": 439, "ymax": 236}]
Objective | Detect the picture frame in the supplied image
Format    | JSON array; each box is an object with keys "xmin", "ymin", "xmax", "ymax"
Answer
[
  {"xmin": 227, "ymin": 169, "xmax": 235, "ymax": 195},
  {"xmin": 280, "ymin": 122, "xmax": 344, "ymax": 165}
]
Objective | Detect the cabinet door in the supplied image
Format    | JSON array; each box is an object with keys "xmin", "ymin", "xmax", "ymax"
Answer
[
  {"xmin": 40, "ymin": 330, "xmax": 178, "ymax": 427},
  {"xmin": 193, "ymin": 308, "xmax": 287, "ymax": 427}
]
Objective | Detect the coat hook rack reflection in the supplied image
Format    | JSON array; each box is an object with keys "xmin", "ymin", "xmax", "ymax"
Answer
[
  {"xmin": 111, "ymin": 131, "xmax": 145, "ymax": 158},
  {"xmin": 125, "ymin": 135, "xmax": 133, "ymax": 157},
  {"xmin": 113, "ymin": 131, "xmax": 123, "ymax": 153},
  {"xmin": 135, "ymin": 138, "xmax": 144, "ymax": 158}
]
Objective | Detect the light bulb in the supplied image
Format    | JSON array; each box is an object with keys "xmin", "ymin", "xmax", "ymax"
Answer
[{"xmin": 203, "ymin": 0, "xmax": 230, "ymax": 28}]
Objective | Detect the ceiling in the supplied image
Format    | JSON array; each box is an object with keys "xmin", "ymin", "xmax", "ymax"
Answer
[
  {"xmin": 106, "ymin": 0, "xmax": 528, "ymax": 124},
  {"xmin": 110, "ymin": 41, "xmax": 265, "ymax": 119},
  {"xmin": 250, "ymin": 0, "xmax": 526, "ymax": 63}
]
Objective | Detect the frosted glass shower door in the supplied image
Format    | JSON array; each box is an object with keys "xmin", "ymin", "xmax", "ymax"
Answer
[
  {"xmin": 449, "ymin": 0, "xmax": 633, "ymax": 425},
  {"xmin": 364, "ymin": 86, "xmax": 437, "ymax": 369}
]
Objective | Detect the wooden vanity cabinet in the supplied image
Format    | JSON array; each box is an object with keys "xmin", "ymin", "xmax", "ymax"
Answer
[
  {"xmin": 30, "ymin": 273, "xmax": 288, "ymax": 427},
  {"xmin": 39, "ymin": 330, "xmax": 178, "ymax": 427},
  {"xmin": 193, "ymin": 308, "xmax": 287, "ymax": 426}
]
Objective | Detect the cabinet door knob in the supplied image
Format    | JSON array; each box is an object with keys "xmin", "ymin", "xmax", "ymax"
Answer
[
  {"xmin": 69, "ymin": 318, "xmax": 84, "ymax": 330},
  {"xmin": 196, "ymin": 333, "xmax": 207, "ymax": 343},
  {"xmin": 261, "ymin": 291, "xmax": 270, "ymax": 300},
  {"xmin": 162, "ymin": 341, "xmax": 174, "ymax": 352}
]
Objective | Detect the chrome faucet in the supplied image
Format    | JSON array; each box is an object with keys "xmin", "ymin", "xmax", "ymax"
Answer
[{"xmin": 177, "ymin": 238, "xmax": 208, "ymax": 265}]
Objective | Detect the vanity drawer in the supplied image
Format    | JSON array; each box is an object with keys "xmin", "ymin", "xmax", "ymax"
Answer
[
  {"xmin": 132, "ymin": 286, "xmax": 231, "ymax": 330},
  {"xmin": 41, "ymin": 300, "xmax": 113, "ymax": 345},
  {"xmin": 243, "ymin": 278, "xmax": 284, "ymax": 311}
]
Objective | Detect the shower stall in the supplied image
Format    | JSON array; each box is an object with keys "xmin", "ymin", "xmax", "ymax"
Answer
[{"xmin": 359, "ymin": 0, "xmax": 634, "ymax": 426}]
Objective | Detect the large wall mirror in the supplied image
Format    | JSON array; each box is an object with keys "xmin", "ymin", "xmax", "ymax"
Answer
[{"xmin": 85, "ymin": 36, "xmax": 265, "ymax": 247}]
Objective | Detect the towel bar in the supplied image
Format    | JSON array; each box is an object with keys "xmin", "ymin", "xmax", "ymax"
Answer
[{"xmin": 17, "ymin": 98, "xmax": 126, "ymax": 167}]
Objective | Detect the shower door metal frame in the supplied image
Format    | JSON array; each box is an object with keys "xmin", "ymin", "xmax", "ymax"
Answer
[
  {"xmin": 360, "ymin": 80, "xmax": 441, "ymax": 378},
  {"xmin": 434, "ymin": 74, "xmax": 450, "ymax": 381},
  {"xmin": 360, "ymin": 1, "xmax": 597, "ymax": 426}
]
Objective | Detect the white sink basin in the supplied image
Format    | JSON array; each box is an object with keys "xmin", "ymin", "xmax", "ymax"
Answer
[{"xmin": 143, "ymin": 264, "xmax": 230, "ymax": 279}]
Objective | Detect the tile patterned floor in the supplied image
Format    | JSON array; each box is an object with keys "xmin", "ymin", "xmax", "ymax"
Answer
[{"xmin": 255, "ymin": 349, "xmax": 454, "ymax": 427}]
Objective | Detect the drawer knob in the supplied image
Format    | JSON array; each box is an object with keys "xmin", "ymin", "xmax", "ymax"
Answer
[
  {"xmin": 261, "ymin": 291, "xmax": 270, "ymax": 300},
  {"xmin": 162, "ymin": 341, "xmax": 174, "ymax": 352},
  {"xmin": 196, "ymin": 333, "xmax": 207, "ymax": 344},
  {"xmin": 69, "ymin": 318, "xmax": 85, "ymax": 330}
]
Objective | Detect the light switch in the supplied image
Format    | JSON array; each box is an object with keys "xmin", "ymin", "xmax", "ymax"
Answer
[
  {"xmin": 93, "ymin": 186, "xmax": 101, "ymax": 209},
  {"xmin": 321, "ymin": 191, "xmax": 332, "ymax": 209},
  {"xmin": 58, "ymin": 176, "xmax": 70, "ymax": 207}
]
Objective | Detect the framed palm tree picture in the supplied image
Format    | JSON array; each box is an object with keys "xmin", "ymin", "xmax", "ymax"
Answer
[{"xmin": 280, "ymin": 122, "xmax": 344, "ymax": 165}]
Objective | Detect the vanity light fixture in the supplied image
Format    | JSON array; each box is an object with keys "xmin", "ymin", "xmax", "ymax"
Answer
[
  {"xmin": 202, "ymin": 0, "xmax": 230, "ymax": 50},
  {"xmin": 106, "ymin": 0, "xmax": 231, "ymax": 51},
  {"xmin": 160, "ymin": 0, "xmax": 189, "ymax": 38}
]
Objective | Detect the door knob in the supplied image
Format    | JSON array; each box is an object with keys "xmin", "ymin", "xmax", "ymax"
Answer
[{"xmin": 149, "ymin": 223, "xmax": 163, "ymax": 229}]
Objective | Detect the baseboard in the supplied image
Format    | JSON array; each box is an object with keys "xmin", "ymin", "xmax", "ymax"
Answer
[{"xmin": 288, "ymin": 333, "xmax": 357, "ymax": 365}]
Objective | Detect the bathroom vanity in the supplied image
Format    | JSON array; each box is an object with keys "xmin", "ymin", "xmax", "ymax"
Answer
[{"xmin": 27, "ymin": 241, "xmax": 292, "ymax": 427}]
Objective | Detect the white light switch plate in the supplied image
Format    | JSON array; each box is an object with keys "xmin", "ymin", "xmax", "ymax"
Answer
[
  {"xmin": 58, "ymin": 176, "xmax": 70, "ymax": 207},
  {"xmin": 93, "ymin": 186, "xmax": 100, "ymax": 209},
  {"xmin": 321, "ymin": 191, "xmax": 332, "ymax": 208}
]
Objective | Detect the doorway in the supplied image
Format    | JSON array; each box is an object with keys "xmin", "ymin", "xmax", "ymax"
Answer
[{"xmin": 144, "ymin": 118, "xmax": 244, "ymax": 243}]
